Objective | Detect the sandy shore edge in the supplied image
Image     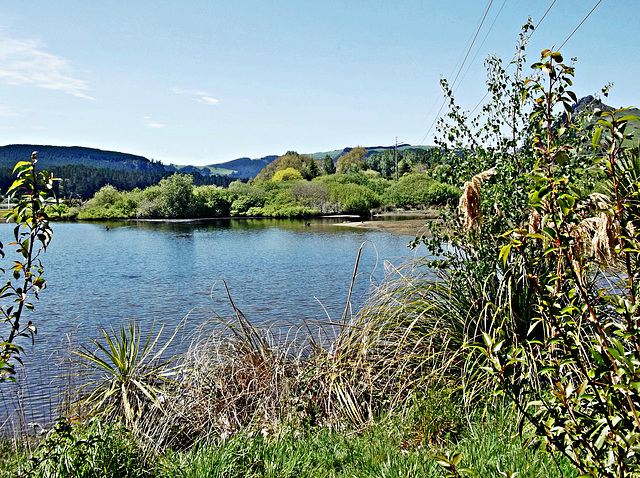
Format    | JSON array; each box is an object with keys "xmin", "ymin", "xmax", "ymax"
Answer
[{"xmin": 334, "ymin": 209, "xmax": 440, "ymax": 237}]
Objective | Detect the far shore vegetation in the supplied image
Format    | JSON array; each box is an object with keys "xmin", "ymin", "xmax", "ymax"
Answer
[
  {"xmin": 2, "ymin": 23, "xmax": 640, "ymax": 477},
  {"xmin": 39, "ymin": 147, "xmax": 460, "ymax": 222}
]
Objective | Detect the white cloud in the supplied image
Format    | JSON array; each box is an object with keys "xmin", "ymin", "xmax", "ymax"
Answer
[
  {"xmin": 0, "ymin": 31, "xmax": 93, "ymax": 99},
  {"xmin": 143, "ymin": 116, "xmax": 166, "ymax": 129},
  {"xmin": 172, "ymin": 87, "xmax": 219, "ymax": 106},
  {"xmin": 198, "ymin": 96, "xmax": 219, "ymax": 106},
  {"xmin": 0, "ymin": 105, "xmax": 19, "ymax": 117}
]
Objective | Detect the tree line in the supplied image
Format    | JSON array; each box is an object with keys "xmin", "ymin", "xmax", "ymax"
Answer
[{"xmin": 52, "ymin": 148, "xmax": 459, "ymax": 220}]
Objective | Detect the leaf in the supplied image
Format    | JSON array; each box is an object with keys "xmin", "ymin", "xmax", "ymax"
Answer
[
  {"xmin": 592, "ymin": 126, "xmax": 604, "ymax": 148},
  {"xmin": 12, "ymin": 161, "xmax": 32, "ymax": 174},
  {"xmin": 551, "ymin": 51, "xmax": 563, "ymax": 62},
  {"xmin": 499, "ymin": 244, "xmax": 512, "ymax": 267},
  {"xmin": 617, "ymin": 114, "xmax": 639, "ymax": 123},
  {"xmin": 556, "ymin": 150, "xmax": 570, "ymax": 166}
]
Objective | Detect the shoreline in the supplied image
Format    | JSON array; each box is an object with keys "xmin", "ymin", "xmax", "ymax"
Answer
[
  {"xmin": 53, "ymin": 208, "xmax": 444, "ymax": 237},
  {"xmin": 333, "ymin": 218, "xmax": 434, "ymax": 237},
  {"xmin": 334, "ymin": 208, "xmax": 441, "ymax": 237}
]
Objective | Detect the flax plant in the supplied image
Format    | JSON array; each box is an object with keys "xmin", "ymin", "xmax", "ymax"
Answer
[{"xmin": 70, "ymin": 319, "xmax": 177, "ymax": 431}]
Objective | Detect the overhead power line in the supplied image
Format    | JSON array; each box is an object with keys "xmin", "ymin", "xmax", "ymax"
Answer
[
  {"xmin": 466, "ymin": 0, "xmax": 558, "ymax": 115},
  {"xmin": 418, "ymin": 0, "xmax": 495, "ymax": 145},
  {"xmin": 558, "ymin": 0, "xmax": 602, "ymax": 50},
  {"xmin": 455, "ymin": 0, "xmax": 508, "ymax": 93},
  {"xmin": 418, "ymin": 0, "xmax": 601, "ymax": 146},
  {"xmin": 450, "ymin": 0, "xmax": 494, "ymax": 91}
]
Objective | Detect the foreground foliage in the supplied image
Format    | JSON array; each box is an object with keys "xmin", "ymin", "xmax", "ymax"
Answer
[
  {"xmin": 416, "ymin": 32, "xmax": 640, "ymax": 475},
  {"xmin": 1, "ymin": 401, "xmax": 575, "ymax": 478},
  {"xmin": 1, "ymin": 152, "xmax": 57, "ymax": 382}
]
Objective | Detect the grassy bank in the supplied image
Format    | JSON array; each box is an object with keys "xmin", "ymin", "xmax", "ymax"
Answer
[{"xmin": 1, "ymin": 398, "xmax": 575, "ymax": 477}]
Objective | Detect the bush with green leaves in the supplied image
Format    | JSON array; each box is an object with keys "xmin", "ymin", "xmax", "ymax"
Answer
[
  {"xmin": 408, "ymin": 21, "xmax": 640, "ymax": 475},
  {"xmin": 157, "ymin": 173, "xmax": 196, "ymax": 218},
  {"xmin": 272, "ymin": 167, "xmax": 304, "ymax": 182},
  {"xmin": 382, "ymin": 173, "xmax": 459, "ymax": 208},
  {"xmin": 193, "ymin": 185, "xmax": 233, "ymax": 217},
  {"xmin": 23, "ymin": 418, "xmax": 151, "ymax": 478},
  {"xmin": 480, "ymin": 50, "xmax": 640, "ymax": 477},
  {"xmin": 324, "ymin": 181, "xmax": 380, "ymax": 214},
  {"xmin": 1, "ymin": 152, "xmax": 57, "ymax": 382}
]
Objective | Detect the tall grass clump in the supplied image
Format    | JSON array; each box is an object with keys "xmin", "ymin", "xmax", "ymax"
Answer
[{"xmin": 143, "ymin": 283, "xmax": 318, "ymax": 450}]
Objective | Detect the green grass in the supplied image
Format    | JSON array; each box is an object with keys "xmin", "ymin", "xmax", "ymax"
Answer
[
  {"xmin": 0, "ymin": 399, "xmax": 577, "ymax": 478},
  {"xmin": 157, "ymin": 402, "xmax": 575, "ymax": 478}
]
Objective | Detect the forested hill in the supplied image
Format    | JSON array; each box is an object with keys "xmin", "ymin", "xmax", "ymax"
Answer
[
  {"xmin": 0, "ymin": 144, "xmax": 166, "ymax": 171},
  {"xmin": 0, "ymin": 143, "xmax": 436, "ymax": 180},
  {"xmin": 0, "ymin": 145, "xmax": 233, "ymax": 200}
]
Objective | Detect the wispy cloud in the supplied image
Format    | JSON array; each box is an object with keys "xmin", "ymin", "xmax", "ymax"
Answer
[
  {"xmin": 0, "ymin": 31, "xmax": 93, "ymax": 99},
  {"xmin": 143, "ymin": 116, "xmax": 166, "ymax": 129},
  {"xmin": 0, "ymin": 105, "xmax": 19, "ymax": 117},
  {"xmin": 172, "ymin": 88, "xmax": 219, "ymax": 106}
]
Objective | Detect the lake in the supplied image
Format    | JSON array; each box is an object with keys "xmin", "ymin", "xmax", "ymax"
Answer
[{"xmin": 0, "ymin": 217, "xmax": 428, "ymax": 430}]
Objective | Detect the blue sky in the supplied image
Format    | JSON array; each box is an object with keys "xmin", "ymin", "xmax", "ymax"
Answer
[{"xmin": 0, "ymin": 1, "xmax": 637, "ymax": 166}]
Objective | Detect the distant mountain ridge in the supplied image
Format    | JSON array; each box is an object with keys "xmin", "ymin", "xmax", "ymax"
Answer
[
  {"xmin": 0, "ymin": 144, "xmax": 166, "ymax": 171},
  {"xmin": 0, "ymin": 143, "xmax": 434, "ymax": 179},
  {"xmin": 2, "ymin": 97, "xmax": 636, "ymax": 181}
]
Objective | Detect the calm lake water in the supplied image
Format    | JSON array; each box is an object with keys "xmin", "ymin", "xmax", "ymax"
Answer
[{"xmin": 0, "ymin": 217, "xmax": 428, "ymax": 429}]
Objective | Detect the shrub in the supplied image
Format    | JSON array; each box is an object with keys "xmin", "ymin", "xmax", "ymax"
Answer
[
  {"xmin": 157, "ymin": 173, "xmax": 195, "ymax": 218},
  {"xmin": 479, "ymin": 51, "xmax": 640, "ymax": 477},
  {"xmin": 193, "ymin": 185, "xmax": 233, "ymax": 217},
  {"xmin": 1, "ymin": 152, "xmax": 56, "ymax": 381},
  {"xmin": 84, "ymin": 184, "xmax": 121, "ymax": 208},
  {"xmin": 325, "ymin": 182, "xmax": 380, "ymax": 214},
  {"xmin": 382, "ymin": 173, "xmax": 459, "ymax": 207},
  {"xmin": 25, "ymin": 418, "xmax": 151, "ymax": 478}
]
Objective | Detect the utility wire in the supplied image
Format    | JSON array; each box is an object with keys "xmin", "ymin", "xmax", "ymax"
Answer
[
  {"xmin": 467, "ymin": 0, "xmax": 600, "ymax": 115},
  {"xmin": 450, "ymin": 0, "xmax": 494, "ymax": 91},
  {"xmin": 467, "ymin": 0, "xmax": 558, "ymax": 115},
  {"xmin": 455, "ymin": 0, "xmax": 507, "ymax": 94},
  {"xmin": 558, "ymin": 0, "xmax": 602, "ymax": 50},
  {"xmin": 418, "ymin": 0, "xmax": 495, "ymax": 144},
  {"xmin": 419, "ymin": 0, "xmax": 600, "ymax": 146}
]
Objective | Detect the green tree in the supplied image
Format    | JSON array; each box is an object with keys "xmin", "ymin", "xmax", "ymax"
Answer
[
  {"xmin": 366, "ymin": 150, "xmax": 395, "ymax": 178},
  {"xmin": 322, "ymin": 154, "xmax": 336, "ymax": 175},
  {"xmin": 253, "ymin": 151, "xmax": 317, "ymax": 181},
  {"xmin": 193, "ymin": 185, "xmax": 233, "ymax": 217},
  {"xmin": 398, "ymin": 159, "xmax": 411, "ymax": 176},
  {"xmin": 305, "ymin": 157, "xmax": 320, "ymax": 179},
  {"xmin": 272, "ymin": 167, "xmax": 303, "ymax": 182},
  {"xmin": 336, "ymin": 146, "xmax": 367, "ymax": 174},
  {"xmin": 158, "ymin": 173, "xmax": 195, "ymax": 218}
]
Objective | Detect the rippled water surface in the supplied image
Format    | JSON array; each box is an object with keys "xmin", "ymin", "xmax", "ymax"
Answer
[{"xmin": 0, "ymin": 217, "xmax": 428, "ymax": 428}]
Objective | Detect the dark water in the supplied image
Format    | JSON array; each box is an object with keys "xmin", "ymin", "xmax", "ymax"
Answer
[{"xmin": 0, "ymin": 217, "xmax": 428, "ymax": 429}]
